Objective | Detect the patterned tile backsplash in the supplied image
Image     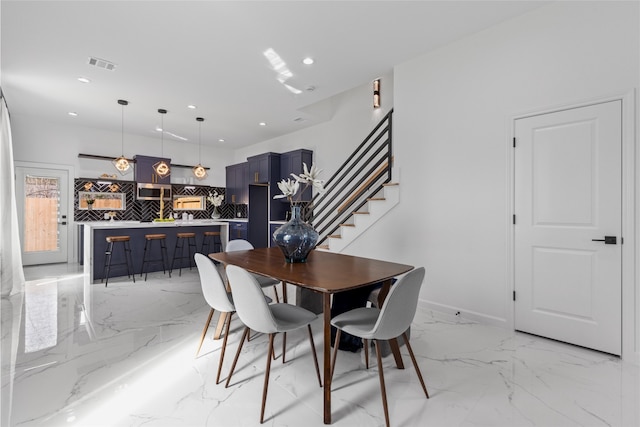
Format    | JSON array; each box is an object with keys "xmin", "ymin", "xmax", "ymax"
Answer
[{"xmin": 74, "ymin": 179, "xmax": 246, "ymax": 222}]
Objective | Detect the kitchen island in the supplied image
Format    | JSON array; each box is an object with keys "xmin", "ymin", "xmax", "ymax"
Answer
[{"xmin": 80, "ymin": 220, "xmax": 229, "ymax": 283}]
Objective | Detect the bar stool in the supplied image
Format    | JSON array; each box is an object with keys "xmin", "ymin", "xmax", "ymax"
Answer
[
  {"xmin": 170, "ymin": 232, "xmax": 197, "ymax": 276},
  {"xmin": 140, "ymin": 233, "xmax": 170, "ymax": 281},
  {"xmin": 102, "ymin": 235, "xmax": 135, "ymax": 287},
  {"xmin": 200, "ymin": 230, "xmax": 222, "ymax": 254}
]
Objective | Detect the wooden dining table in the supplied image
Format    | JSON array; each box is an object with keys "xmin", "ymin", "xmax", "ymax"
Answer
[{"xmin": 209, "ymin": 247, "xmax": 413, "ymax": 424}]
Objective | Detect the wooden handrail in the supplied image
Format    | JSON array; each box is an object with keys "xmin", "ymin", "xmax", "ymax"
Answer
[{"xmin": 337, "ymin": 158, "xmax": 391, "ymax": 213}]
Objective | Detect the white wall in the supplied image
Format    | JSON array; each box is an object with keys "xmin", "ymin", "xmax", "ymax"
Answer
[
  {"xmin": 233, "ymin": 72, "xmax": 395, "ymax": 176},
  {"xmin": 390, "ymin": 0, "xmax": 638, "ymax": 345},
  {"xmin": 10, "ymin": 115, "xmax": 235, "ymax": 186}
]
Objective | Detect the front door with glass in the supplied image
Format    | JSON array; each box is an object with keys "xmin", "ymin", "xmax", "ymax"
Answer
[{"xmin": 15, "ymin": 166, "xmax": 69, "ymax": 265}]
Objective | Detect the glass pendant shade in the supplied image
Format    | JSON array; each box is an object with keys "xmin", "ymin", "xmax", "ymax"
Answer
[
  {"xmin": 192, "ymin": 117, "xmax": 207, "ymax": 180},
  {"xmin": 113, "ymin": 156, "xmax": 130, "ymax": 173},
  {"xmin": 153, "ymin": 160, "xmax": 171, "ymax": 178},
  {"xmin": 154, "ymin": 108, "xmax": 171, "ymax": 178},
  {"xmin": 193, "ymin": 164, "xmax": 207, "ymax": 180},
  {"xmin": 113, "ymin": 99, "xmax": 131, "ymax": 175}
]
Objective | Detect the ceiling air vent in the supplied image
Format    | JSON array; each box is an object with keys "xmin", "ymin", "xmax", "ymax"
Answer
[{"xmin": 88, "ymin": 56, "xmax": 116, "ymax": 71}]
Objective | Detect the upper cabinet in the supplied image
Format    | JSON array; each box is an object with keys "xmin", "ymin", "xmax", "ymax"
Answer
[
  {"xmin": 280, "ymin": 149, "xmax": 313, "ymax": 201},
  {"xmin": 247, "ymin": 152, "xmax": 280, "ymax": 184},
  {"xmin": 134, "ymin": 155, "xmax": 171, "ymax": 184},
  {"xmin": 225, "ymin": 162, "xmax": 248, "ymax": 204}
]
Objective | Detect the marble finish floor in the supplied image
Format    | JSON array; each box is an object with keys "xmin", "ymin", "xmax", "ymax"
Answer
[{"xmin": 1, "ymin": 262, "xmax": 638, "ymax": 427}]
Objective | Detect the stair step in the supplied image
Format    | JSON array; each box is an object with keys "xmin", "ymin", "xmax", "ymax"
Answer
[
  {"xmin": 317, "ymin": 244, "xmax": 330, "ymax": 250},
  {"xmin": 382, "ymin": 182, "xmax": 399, "ymax": 186},
  {"xmin": 339, "ymin": 223, "xmax": 355, "ymax": 227},
  {"xmin": 367, "ymin": 197, "xmax": 386, "ymax": 201},
  {"xmin": 353, "ymin": 211, "xmax": 369, "ymax": 215},
  {"xmin": 329, "ymin": 234, "xmax": 342, "ymax": 239}
]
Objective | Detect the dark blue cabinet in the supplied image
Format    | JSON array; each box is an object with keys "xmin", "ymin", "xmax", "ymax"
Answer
[
  {"xmin": 225, "ymin": 162, "xmax": 248, "ymax": 205},
  {"xmin": 134, "ymin": 155, "xmax": 171, "ymax": 184},
  {"xmin": 228, "ymin": 221, "xmax": 248, "ymax": 241},
  {"xmin": 280, "ymin": 149, "xmax": 313, "ymax": 202},
  {"xmin": 248, "ymin": 152, "xmax": 280, "ymax": 184}
]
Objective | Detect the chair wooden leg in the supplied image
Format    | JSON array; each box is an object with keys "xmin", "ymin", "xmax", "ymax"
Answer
[
  {"xmin": 307, "ymin": 325, "xmax": 322, "ymax": 387},
  {"xmin": 260, "ymin": 333, "xmax": 275, "ymax": 424},
  {"xmin": 273, "ymin": 284, "xmax": 280, "ymax": 303},
  {"xmin": 402, "ymin": 332, "xmax": 429, "ymax": 399},
  {"xmin": 225, "ymin": 327, "xmax": 250, "ymax": 388},
  {"xmin": 364, "ymin": 338, "xmax": 369, "ymax": 369},
  {"xmin": 330, "ymin": 329, "xmax": 341, "ymax": 381},
  {"xmin": 214, "ymin": 312, "xmax": 228, "ymax": 339},
  {"xmin": 282, "ymin": 332, "xmax": 287, "ymax": 363},
  {"xmin": 195, "ymin": 308, "xmax": 215, "ymax": 357},
  {"xmin": 216, "ymin": 312, "xmax": 233, "ymax": 385},
  {"xmin": 374, "ymin": 340, "xmax": 391, "ymax": 427}
]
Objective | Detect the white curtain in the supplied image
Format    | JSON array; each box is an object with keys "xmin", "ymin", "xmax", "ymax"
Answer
[{"xmin": 0, "ymin": 90, "xmax": 25, "ymax": 297}]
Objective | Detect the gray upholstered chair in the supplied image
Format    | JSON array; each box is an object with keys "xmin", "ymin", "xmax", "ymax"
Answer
[
  {"xmin": 225, "ymin": 239, "xmax": 282, "ymax": 302},
  {"xmin": 194, "ymin": 253, "xmax": 237, "ymax": 384},
  {"xmin": 330, "ymin": 267, "xmax": 429, "ymax": 427},
  {"xmin": 224, "ymin": 265, "xmax": 322, "ymax": 424}
]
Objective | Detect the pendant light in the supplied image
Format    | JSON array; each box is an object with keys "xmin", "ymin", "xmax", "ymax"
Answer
[
  {"xmin": 112, "ymin": 99, "xmax": 131, "ymax": 174},
  {"xmin": 192, "ymin": 117, "xmax": 207, "ymax": 180},
  {"xmin": 153, "ymin": 108, "xmax": 171, "ymax": 178}
]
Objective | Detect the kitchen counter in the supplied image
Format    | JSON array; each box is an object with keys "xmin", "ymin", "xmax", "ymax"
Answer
[
  {"xmin": 78, "ymin": 219, "xmax": 230, "ymax": 228},
  {"xmin": 81, "ymin": 220, "xmax": 229, "ymax": 283}
]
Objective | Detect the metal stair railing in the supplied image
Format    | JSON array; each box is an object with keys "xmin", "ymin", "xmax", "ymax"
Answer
[{"xmin": 304, "ymin": 109, "xmax": 394, "ymax": 245}]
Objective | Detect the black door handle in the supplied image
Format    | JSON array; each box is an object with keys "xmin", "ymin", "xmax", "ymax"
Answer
[{"xmin": 592, "ymin": 236, "xmax": 616, "ymax": 244}]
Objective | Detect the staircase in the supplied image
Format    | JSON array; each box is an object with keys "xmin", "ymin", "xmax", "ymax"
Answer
[
  {"xmin": 318, "ymin": 182, "xmax": 399, "ymax": 253},
  {"xmin": 307, "ymin": 109, "xmax": 398, "ymax": 253}
]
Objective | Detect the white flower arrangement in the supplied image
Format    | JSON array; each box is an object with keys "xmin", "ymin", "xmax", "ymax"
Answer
[
  {"xmin": 207, "ymin": 191, "xmax": 224, "ymax": 207},
  {"xmin": 274, "ymin": 163, "xmax": 325, "ymax": 204}
]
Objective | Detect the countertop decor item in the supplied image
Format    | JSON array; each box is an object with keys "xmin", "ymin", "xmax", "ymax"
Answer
[
  {"xmin": 208, "ymin": 191, "xmax": 223, "ymax": 219},
  {"xmin": 272, "ymin": 163, "xmax": 324, "ymax": 262},
  {"xmin": 84, "ymin": 194, "xmax": 96, "ymax": 210}
]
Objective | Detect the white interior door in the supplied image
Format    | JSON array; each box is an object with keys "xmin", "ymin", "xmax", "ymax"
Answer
[
  {"xmin": 514, "ymin": 100, "xmax": 622, "ymax": 355},
  {"xmin": 15, "ymin": 166, "xmax": 69, "ymax": 265}
]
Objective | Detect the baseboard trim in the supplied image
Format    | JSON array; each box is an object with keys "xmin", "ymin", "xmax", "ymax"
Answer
[{"xmin": 418, "ymin": 299, "xmax": 508, "ymax": 328}]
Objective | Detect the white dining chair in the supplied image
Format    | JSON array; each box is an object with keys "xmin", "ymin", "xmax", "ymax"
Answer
[
  {"xmin": 226, "ymin": 239, "xmax": 282, "ymax": 302},
  {"xmin": 194, "ymin": 253, "xmax": 237, "ymax": 384},
  {"xmin": 224, "ymin": 265, "xmax": 322, "ymax": 424},
  {"xmin": 330, "ymin": 267, "xmax": 429, "ymax": 427}
]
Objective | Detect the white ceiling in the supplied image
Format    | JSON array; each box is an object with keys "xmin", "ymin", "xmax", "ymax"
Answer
[{"xmin": 1, "ymin": 1, "xmax": 547, "ymax": 149}]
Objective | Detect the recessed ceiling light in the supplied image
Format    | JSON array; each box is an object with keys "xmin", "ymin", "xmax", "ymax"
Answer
[
  {"xmin": 218, "ymin": 139, "xmax": 225, "ymax": 143},
  {"xmin": 302, "ymin": 57, "xmax": 314, "ymax": 65},
  {"xmin": 187, "ymin": 105, "xmax": 197, "ymax": 109},
  {"xmin": 68, "ymin": 112, "xmax": 78, "ymax": 117},
  {"xmin": 77, "ymin": 77, "xmax": 91, "ymax": 83},
  {"xmin": 259, "ymin": 122, "xmax": 267, "ymax": 126}
]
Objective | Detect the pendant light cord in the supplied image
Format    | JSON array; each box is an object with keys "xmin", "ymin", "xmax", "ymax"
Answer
[
  {"xmin": 198, "ymin": 120, "xmax": 202, "ymax": 163},
  {"xmin": 121, "ymin": 104, "xmax": 125, "ymax": 155},
  {"xmin": 160, "ymin": 113, "xmax": 164, "ymax": 157}
]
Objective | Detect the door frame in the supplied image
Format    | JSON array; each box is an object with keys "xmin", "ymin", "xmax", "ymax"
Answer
[
  {"xmin": 14, "ymin": 161, "xmax": 75, "ymax": 265},
  {"xmin": 506, "ymin": 90, "xmax": 637, "ymax": 363}
]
